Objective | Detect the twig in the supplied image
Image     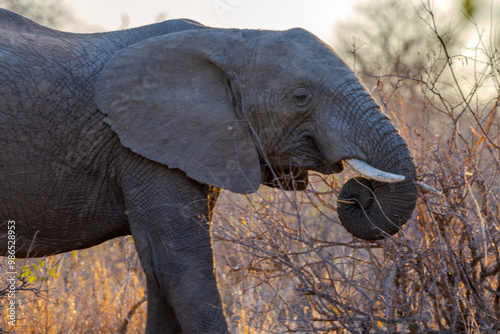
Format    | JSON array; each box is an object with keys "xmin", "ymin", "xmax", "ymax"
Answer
[{"xmin": 118, "ymin": 294, "xmax": 147, "ymax": 334}]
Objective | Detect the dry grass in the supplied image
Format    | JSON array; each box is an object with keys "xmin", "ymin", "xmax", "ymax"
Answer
[
  {"xmin": 1, "ymin": 238, "xmax": 147, "ymax": 333},
  {"xmin": 2, "ymin": 2, "xmax": 500, "ymax": 333}
]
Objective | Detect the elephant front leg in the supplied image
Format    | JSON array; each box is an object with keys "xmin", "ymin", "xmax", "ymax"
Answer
[
  {"xmin": 125, "ymin": 180, "xmax": 228, "ymax": 334},
  {"xmin": 144, "ymin": 277, "xmax": 183, "ymax": 333}
]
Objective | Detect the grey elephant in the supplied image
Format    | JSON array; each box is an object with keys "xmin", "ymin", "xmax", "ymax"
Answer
[{"xmin": 0, "ymin": 9, "xmax": 418, "ymax": 334}]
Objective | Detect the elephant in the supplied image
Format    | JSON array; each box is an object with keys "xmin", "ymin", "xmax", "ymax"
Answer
[{"xmin": 0, "ymin": 9, "xmax": 418, "ymax": 334}]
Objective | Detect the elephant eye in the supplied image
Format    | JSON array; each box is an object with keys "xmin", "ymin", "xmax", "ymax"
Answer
[{"xmin": 291, "ymin": 88, "xmax": 312, "ymax": 107}]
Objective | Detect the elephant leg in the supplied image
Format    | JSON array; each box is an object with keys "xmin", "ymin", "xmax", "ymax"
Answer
[
  {"xmin": 123, "ymin": 169, "xmax": 228, "ymax": 334},
  {"xmin": 145, "ymin": 277, "xmax": 183, "ymax": 333}
]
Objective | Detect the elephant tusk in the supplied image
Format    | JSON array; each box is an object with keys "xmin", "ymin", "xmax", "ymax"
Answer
[{"xmin": 345, "ymin": 159, "xmax": 405, "ymax": 183}]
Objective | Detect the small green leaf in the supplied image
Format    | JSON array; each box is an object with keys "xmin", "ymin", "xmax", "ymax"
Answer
[
  {"xmin": 20, "ymin": 266, "xmax": 32, "ymax": 278},
  {"xmin": 49, "ymin": 268, "xmax": 58, "ymax": 279}
]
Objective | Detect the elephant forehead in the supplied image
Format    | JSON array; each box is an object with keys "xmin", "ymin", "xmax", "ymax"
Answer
[{"xmin": 249, "ymin": 30, "xmax": 354, "ymax": 80}]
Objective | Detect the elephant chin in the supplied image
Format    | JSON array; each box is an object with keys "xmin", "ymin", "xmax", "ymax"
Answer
[{"xmin": 337, "ymin": 176, "xmax": 418, "ymax": 241}]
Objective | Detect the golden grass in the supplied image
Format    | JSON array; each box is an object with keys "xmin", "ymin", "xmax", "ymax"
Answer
[{"xmin": 1, "ymin": 238, "xmax": 147, "ymax": 333}]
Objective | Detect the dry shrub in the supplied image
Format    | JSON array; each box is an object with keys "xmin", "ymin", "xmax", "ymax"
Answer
[{"xmin": 213, "ymin": 2, "xmax": 500, "ymax": 333}]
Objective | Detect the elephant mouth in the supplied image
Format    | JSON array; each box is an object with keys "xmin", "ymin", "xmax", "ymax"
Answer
[
  {"xmin": 307, "ymin": 159, "xmax": 345, "ymax": 175},
  {"xmin": 261, "ymin": 164, "xmax": 309, "ymax": 191},
  {"xmin": 260, "ymin": 158, "xmax": 406, "ymax": 192},
  {"xmin": 329, "ymin": 161, "xmax": 345, "ymax": 173}
]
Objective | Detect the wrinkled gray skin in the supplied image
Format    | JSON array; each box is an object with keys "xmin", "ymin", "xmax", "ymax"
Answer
[{"xmin": 0, "ymin": 9, "xmax": 418, "ymax": 334}]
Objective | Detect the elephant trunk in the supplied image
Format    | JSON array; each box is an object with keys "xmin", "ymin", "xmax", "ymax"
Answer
[{"xmin": 336, "ymin": 106, "xmax": 418, "ymax": 241}]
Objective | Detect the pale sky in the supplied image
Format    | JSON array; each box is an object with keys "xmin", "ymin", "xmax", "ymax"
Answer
[
  {"xmin": 61, "ymin": 0, "xmax": 462, "ymax": 45},
  {"xmin": 65, "ymin": 0, "xmax": 366, "ymax": 43}
]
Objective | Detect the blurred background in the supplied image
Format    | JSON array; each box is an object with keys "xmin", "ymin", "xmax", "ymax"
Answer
[
  {"xmin": 1, "ymin": 0, "xmax": 499, "ymax": 333},
  {"xmin": 0, "ymin": 0, "xmax": 496, "ymax": 43}
]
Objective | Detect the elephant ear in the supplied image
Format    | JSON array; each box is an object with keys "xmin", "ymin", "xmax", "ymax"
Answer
[{"xmin": 94, "ymin": 30, "xmax": 261, "ymax": 194}]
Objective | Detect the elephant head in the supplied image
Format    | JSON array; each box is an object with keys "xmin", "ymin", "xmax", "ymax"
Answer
[{"xmin": 95, "ymin": 28, "xmax": 418, "ymax": 240}]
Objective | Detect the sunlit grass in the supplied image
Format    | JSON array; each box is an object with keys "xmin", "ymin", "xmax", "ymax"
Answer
[{"xmin": 1, "ymin": 238, "xmax": 147, "ymax": 333}]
